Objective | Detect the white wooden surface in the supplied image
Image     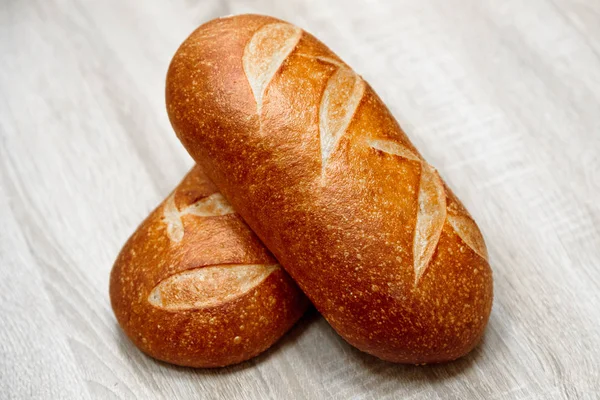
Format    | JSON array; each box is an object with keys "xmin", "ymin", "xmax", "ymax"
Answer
[{"xmin": 1, "ymin": 0, "xmax": 599, "ymax": 398}]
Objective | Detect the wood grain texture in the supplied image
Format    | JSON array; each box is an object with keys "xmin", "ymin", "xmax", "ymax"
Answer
[{"xmin": 0, "ymin": 0, "xmax": 599, "ymax": 398}]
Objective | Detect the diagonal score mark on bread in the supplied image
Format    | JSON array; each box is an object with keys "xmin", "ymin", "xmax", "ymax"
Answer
[
  {"xmin": 319, "ymin": 67, "xmax": 365, "ymax": 177},
  {"xmin": 148, "ymin": 264, "xmax": 280, "ymax": 310},
  {"xmin": 369, "ymin": 139, "xmax": 421, "ymax": 162},
  {"xmin": 368, "ymin": 139, "xmax": 445, "ymax": 283},
  {"xmin": 447, "ymin": 210, "xmax": 488, "ymax": 261},
  {"xmin": 413, "ymin": 164, "xmax": 447, "ymax": 284},
  {"xmin": 369, "ymin": 139, "xmax": 487, "ymax": 284},
  {"xmin": 185, "ymin": 193, "xmax": 235, "ymax": 217},
  {"xmin": 163, "ymin": 193, "xmax": 235, "ymax": 243},
  {"xmin": 243, "ymin": 23, "xmax": 302, "ymax": 115}
]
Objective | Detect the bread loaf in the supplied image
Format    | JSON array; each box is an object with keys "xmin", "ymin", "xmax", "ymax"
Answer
[
  {"xmin": 110, "ymin": 165, "xmax": 308, "ymax": 367},
  {"xmin": 166, "ymin": 14, "xmax": 493, "ymax": 363}
]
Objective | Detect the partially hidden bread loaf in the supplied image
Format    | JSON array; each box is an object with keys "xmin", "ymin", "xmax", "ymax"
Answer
[
  {"xmin": 110, "ymin": 165, "xmax": 308, "ymax": 367},
  {"xmin": 166, "ymin": 14, "xmax": 493, "ymax": 363}
]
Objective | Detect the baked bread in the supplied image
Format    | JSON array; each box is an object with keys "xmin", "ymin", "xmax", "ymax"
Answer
[
  {"xmin": 166, "ymin": 14, "xmax": 493, "ymax": 363},
  {"xmin": 110, "ymin": 165, "xmax": 308, "ymax": 367}
]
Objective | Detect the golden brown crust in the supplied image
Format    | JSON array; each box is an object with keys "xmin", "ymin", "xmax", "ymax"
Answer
[
  {"xmin": 109, "ymin": 165, "xmax": 308, "ymax": 367},
  {"xmin": 166, "ymin": 15, "xmax": 493, "ymax": 363}
]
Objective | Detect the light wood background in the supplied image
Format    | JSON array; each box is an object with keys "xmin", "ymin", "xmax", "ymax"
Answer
[{"xmin": 1, "ymin": 0, "xmax": 599, "ymax": 399}]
